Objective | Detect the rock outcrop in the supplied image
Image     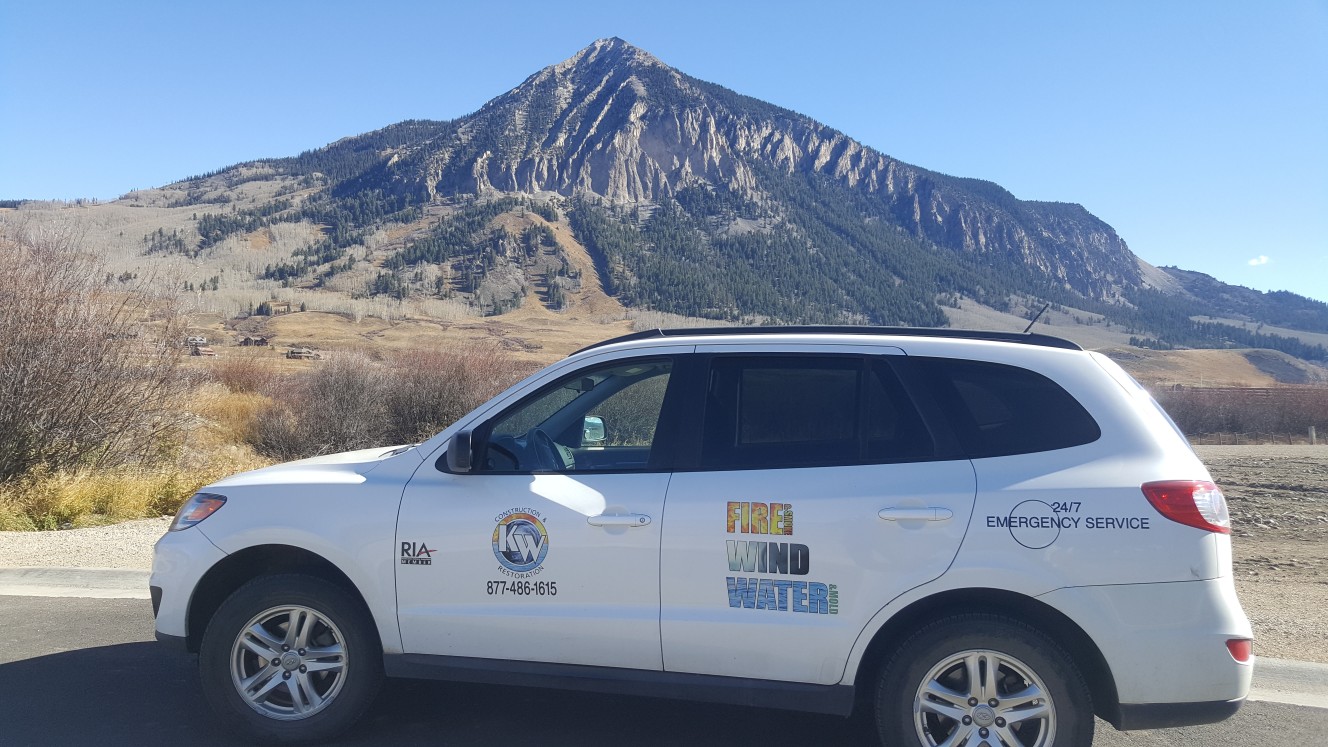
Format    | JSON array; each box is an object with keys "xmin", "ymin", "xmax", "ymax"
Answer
[{"xmin": 365, "ymin": 38, "xmax": 1139, "ymax": 299}]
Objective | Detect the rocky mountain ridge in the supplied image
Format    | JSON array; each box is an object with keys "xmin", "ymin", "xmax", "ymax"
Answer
[
  {"xmin": 351, "ymin": 38, "xmax": 1141, "ymax": 301},
  {"xmin": 6, "ymin": 38, "xmax": 1323, "ymax": 362}
]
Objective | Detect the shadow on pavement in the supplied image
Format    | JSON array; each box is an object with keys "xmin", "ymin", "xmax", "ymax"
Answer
[
  {"xmin": 0, "ymin": 642, "xmax": 875, "ymax": 746},
  {"xmin": 3, "ymin": 640, "xmax": 1324, "ymax": 746},
  {"xmin": 0, "ymin": 642, "xmax": 227, "ymax": 746}
]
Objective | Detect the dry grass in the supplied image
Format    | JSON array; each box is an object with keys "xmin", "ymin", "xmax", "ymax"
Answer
[
  {"xmin": 0, "ymin": 455, "xmax": 267, "ymax": 531},
  {"xmin": 189, "ymin": 384, "xmax": 274, "ymax": 448},
  {"xmin": 1107, "ymin": 347, "xmax": 1324, "ymax": 388},
  {"xmin": 0, "ymin": 379, "xmax": 276, "ymax": 532}
]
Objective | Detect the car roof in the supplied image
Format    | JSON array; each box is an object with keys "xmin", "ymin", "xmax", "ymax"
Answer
[{"xmin": 573, "ymin": 326, "xmax": 1082, "ymax": 355}]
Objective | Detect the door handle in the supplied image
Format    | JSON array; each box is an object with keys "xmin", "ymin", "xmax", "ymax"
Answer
[
  {"xmin": 878, "ymin": 507, "xmax": 953, "ymax": 522},
  {"xmin": 587, "ymin": 513, "xmax": 652, "ymax": 527}
]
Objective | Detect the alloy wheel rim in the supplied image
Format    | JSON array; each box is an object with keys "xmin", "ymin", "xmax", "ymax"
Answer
[
  {"xmin": 229, "ymin": 604, "xmax": 348, "ymax": 721},
  {"xmin": 912, "ymin": 648, "xmax": 1056, "ymax": 746}
]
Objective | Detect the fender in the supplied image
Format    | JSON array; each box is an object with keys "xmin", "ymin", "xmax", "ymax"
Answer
[{"xmin": 840, "ymin": 566, "xmax": 1069, "ymax": 684}]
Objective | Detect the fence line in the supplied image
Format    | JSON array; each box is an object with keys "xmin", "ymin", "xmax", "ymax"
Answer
[{"xmin": 1189, "ymin": 431, "xmax": 1324, "ymax": 446}]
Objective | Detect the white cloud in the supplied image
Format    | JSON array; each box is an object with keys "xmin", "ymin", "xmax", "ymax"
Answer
[{"xmin": 1247, "ymin": 255, "xmax": 1270, "ymax": 266}]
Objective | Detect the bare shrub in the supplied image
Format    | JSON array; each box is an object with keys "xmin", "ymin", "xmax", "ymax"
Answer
[
  {"xmin": 249, "ymin": 345, "xmax": 535, "ymax": 461},
  {"xmin": 251, "ymin": 353, "xmax": 390, "ymax": 460},
  {"xmin": 1154, "ymin": 386, "xmax": 1328, "ymax": 438},
  {"xmin": 0, "ymin": 223, "xmax": 188, "ymax": 482},
  {"xmin": 382, "ymin": 346, "xmax": 539, "ymax": 445},
  {"xmin": 211, "ymin": 351, "xmax": 281, "ymax": 394}
]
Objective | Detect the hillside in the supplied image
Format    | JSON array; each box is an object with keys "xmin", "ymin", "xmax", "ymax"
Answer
[{"xmin": 2, "ymin": 37, "xmax": 1325, "ymax": 370}]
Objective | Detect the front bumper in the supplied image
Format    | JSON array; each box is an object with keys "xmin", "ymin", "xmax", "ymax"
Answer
[
  {"xmin": 149, "ymin": 527, "xmax": 227, "ymax": 643},
  {"xmin": 154, "ymin": 630, "xmax": 190, "ymax": 652}
]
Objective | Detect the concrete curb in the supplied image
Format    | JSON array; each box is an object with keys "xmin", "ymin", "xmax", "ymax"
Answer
[
  {"xmin": 0, "ymin": 567, "xmax": 151, "ymax": 599},
  {"xmin": 1249, "ymin": 657, "xmax": 1328, "ymax": 710}
]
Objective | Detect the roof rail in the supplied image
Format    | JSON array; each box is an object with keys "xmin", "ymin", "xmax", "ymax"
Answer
[{"xmin": 573, "ymin": 326, "xmax": 1083, "ymax": 355}]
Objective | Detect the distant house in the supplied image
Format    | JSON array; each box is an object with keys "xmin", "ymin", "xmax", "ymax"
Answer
[
  {"xmin": 239, "ymin": 336, "xmax": 270, "ymax": 347},
  {"xmin": 285, "ymin": 347, "xmax": 321, "ymax": 360},
  {"xmin": 185, "ymin": 335, "xmax": 207, "ymax": 347}
]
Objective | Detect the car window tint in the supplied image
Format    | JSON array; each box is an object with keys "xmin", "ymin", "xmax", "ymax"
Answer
[
  {"xmin": 738, "ymin": 365, "xmax": 858, "ymax": 445},
  {"xmin": 918, "ymin": 358, "xmax": 1100, "ymax": 457},
  {"xmin": 865, "ymin": 360, "xmax": 936, "ymax": 461},
  {"xmin": 701, "ymin": 357, "xmax": 860, "ymax": 469},
  {"xmin": 494, "ymin": 387, "xmax": 579, "ymax": 438},
  {"xmin": 699, "ymin": 356, "xmax": 934, "ymax": 469},
  {"xmin": 587, "ymin": 374, "xmax": 671, "ymax": 447}
]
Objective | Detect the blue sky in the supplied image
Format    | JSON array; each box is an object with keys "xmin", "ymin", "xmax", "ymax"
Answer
[{"xmin": 2, "ymin": 1, "xmax": 1324, "ymax": 302}]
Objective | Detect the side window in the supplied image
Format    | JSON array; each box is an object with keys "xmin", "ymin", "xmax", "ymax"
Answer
[
  {"xmin": 699, "ymin": 356, "xmax": 934, "ymax": 470},
  {"xmin": 478, "ymin": 359, "xmax": 673, "ymax": 473},
  {"xmin": 865, "ymin": 360, "xmax": 935, "ymax": 461},
  {"xmin": 585, "ymin": 374, "xmax": 671, "ymax": 447},
  {"xmin": 915, "ymin": 358, "xmax": 1101, "ymax": 457}
]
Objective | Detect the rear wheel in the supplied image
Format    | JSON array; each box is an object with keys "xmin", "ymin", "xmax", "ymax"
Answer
[
  {"xmin": 199, "ymin": 574, "xmax": 382, "ymax": 744},
  {"xmin": 875, "ymin": 614, "xmax": 1093, "ymax": 746}
]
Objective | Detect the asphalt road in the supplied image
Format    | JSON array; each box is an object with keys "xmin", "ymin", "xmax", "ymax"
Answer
[{"xmin": 1, "ymin": 596, "xmax": 1324, "ymax": 746}]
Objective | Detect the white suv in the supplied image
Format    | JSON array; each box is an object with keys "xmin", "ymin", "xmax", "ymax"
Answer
[{"xmin": 151, "ymin": 327, "xmax": 1253, "ymax": 745}]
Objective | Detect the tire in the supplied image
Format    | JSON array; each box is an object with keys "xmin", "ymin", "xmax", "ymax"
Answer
[
  {"xmin": 875, "ymin": 614, "xmax": 1093, "ymax": 747},
  {"xmin": 199, "ymin": 574, "xmax": 383, "ymax": 744}
]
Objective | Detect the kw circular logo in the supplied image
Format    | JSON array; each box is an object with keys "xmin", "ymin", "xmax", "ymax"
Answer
[{"xmin": 492, "ymin": 512, "xmax": 549, "ymax": 573}]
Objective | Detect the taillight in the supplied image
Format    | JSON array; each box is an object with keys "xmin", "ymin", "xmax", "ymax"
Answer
[
  {"xmin": 1226, "ymin": 639, "xmax": 1253, "ymax": 663},
  {"xmin": 1141, "ymin": 480, "xmax": 1231, "ymax": 534}
]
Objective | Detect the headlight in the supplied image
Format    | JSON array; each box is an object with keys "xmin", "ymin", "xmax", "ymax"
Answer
[{"xmin": 170, "ymin": 492, "xmax": 227, "ymax": 532}]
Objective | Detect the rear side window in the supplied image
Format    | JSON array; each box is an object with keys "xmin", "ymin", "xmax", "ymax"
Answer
[
  {"xmin": 699, "ymin": 356, "xmax": 934, "ymax": 470},
  {"xmin": 912, "ymin": 358, "xmax": 1100, "ymax": 458}
]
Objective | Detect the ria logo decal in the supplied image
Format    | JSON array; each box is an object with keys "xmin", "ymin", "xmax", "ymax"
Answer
[
  {"xmin": 492, "ymin": 508, "xmax": 549, "ymax": 577},
  {"xmin": 400, "ymin": 541, "xmax": 436, "ymax": 565}
]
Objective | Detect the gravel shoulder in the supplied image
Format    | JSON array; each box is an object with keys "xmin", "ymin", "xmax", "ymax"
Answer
[
  {"xmin": 1195, "ymin": 445, "xmax": 1328, "ymax": 664},
  {"xmin": 3, "ymin": 446, "xmax": 1325, "ymax": 662},
  {"xmin": 0, "ymin": 516, "xmax": 170, "ymax": 569}
]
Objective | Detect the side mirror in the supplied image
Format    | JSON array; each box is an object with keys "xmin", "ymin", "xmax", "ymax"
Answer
[
  {"xmin": 446, "ymin": 430, "xmax": 473, "ymax": 473},
  {"xmin": 582, "ymin": 416, "xmax": 606, "ymax": 446}
]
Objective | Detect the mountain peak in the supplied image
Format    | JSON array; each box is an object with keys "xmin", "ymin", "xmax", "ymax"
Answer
[{"xmin": 550, "ymin": 37, "xmax": 666, "ymax": 76}]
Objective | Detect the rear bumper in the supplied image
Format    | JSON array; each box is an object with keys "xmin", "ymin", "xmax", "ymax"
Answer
[
  {"xmin": 1039, "ymin": 576, "xmax": 1252, "ymax": 725},
  {"xmin": 1116, "ymin": 698, "xmax": 1245, "ymax": 730}
]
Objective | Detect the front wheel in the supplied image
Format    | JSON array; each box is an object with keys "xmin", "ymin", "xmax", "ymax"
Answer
[
  {"xmin": 199, "ymin": 574, "xmax": 383, "ymax": 744},
  {"xmin": 875, "ymin": 614, "xmax": 1093, "ymax": 747}
]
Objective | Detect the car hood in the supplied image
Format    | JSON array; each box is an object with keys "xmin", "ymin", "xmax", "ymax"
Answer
[{"xmin": 208, "ymin": 444, "xmax": 416, "ymax": 488}]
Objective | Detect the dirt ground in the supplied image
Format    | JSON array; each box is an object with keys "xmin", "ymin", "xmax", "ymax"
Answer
[{"xmin": 1196, "ymin": 445, "xmax": 1328, "ymax": 663}]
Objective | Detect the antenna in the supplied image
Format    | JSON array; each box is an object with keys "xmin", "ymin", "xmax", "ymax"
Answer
[{"xmin": 1023, "ymin": 303, "xmax": 1051, "ymax": 334}]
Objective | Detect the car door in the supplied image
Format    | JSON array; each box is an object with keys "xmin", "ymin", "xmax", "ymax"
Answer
[
  {"xmin": 396, "ymin": 352, "xmax": 686, "ymax": 671},
  {"xmin": 659, "ymin": 345, "xmax": 977, "ymax": 684}
]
